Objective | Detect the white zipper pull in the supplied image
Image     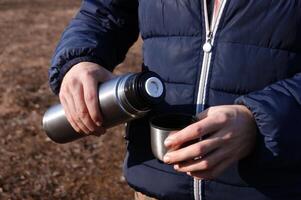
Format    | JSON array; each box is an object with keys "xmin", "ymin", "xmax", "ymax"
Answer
[{"xmin": 202, "ymin": 31, "xmax": 213, "ymax": 53}]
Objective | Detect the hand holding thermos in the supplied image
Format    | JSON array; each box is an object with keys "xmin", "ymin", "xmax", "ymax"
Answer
[
  {"xmin": 59, "ymin": 62, "xmax": 113, "ymax": 136},
  {"xmin": 43, "ymin": 62, "xmax": 165, "ymax": 143}
]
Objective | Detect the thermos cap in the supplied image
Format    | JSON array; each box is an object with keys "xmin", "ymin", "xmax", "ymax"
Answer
[{"xmin": 145, "ymin": 77, "xmax": 164, "ymax": 98}]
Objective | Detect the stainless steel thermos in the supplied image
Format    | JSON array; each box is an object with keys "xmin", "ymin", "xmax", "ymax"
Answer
[{"xmin": 43, "ymin": 71, "xmax": 165, "ymax": 143}]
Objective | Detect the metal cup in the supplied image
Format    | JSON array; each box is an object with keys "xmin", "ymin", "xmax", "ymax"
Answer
[{"xmin": 149, "ymin": 113, "xmax": 197, "ymax": 161}]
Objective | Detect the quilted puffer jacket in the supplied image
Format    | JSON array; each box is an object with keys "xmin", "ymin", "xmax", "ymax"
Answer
[{"xmin": 49, "ymin": 0, "xmax": 301, "ymax": 199}]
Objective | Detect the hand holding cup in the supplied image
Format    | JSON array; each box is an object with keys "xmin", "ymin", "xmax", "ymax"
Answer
[{"xmin": 162, "ymin": 105, "xmax": 257, "ymax": 180}]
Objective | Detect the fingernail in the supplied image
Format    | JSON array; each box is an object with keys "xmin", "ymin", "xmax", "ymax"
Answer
[
  {"xmin": 174, "ymin": 164, "xmax": 179, "ymax": 170},
  {"xmin": 96, "ymin": 121, "xmax": 102, "ymax": 127},
  {"xmin": 164, "ymin": 138, "xmax": 173, "ymax": 147},
  {"xmin": 163, "ymin": 155, "xmax": 171, "ymax": 163}
]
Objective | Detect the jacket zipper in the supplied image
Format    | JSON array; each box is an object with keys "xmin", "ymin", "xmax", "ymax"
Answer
[{"xmin": 194, "ymin": 0, "xmax": 227, "ymax": 199}]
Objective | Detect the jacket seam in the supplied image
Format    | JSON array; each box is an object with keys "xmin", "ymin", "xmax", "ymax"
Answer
[
  {"xmin": 164, "ymin": 81, "xmax": 195, "ymax": 86},
  {"xmin": 210, "ymin": 86, "xmax": 250, "ymax": 96},
  {"xmin": 218, "ymin": 40, "xmax": 300, "ymax": 54},
  {"xmin": 142, "ymin": 35, "xmax": 202, "ymax": 40}
]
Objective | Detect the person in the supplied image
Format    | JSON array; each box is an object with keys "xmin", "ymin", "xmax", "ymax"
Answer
[{"xmin": 48, "ymin": 0, "xmax": 301, "ymax": 199}]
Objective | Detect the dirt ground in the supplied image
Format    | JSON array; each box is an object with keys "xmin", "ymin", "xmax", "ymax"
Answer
[{"xmin": 0, "ymin": 0, "xmax": 142, "ymax": 199}]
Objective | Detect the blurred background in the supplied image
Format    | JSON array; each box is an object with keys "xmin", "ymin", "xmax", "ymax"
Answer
[{"xmin": 0, "ymin": 0, "xmax": 143, "ymax": 199}]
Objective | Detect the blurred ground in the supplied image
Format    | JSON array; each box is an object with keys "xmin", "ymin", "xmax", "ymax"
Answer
[{"xmin": 0, "ymin": 0, "xmax": 142, "ymax": 199}]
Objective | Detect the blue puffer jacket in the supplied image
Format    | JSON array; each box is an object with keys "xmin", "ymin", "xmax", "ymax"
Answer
[{"xmin": 49, "ymin": 0, "xmax": 301, "ymax": 199}]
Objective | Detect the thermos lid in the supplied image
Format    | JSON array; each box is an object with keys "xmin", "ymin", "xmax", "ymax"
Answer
[
  {"xmin": 124, "ymin": 71, "xmax": 166, "ymax": 111},
  {"xmin": 144, "ymin": 77, "xmax": 164, "ymax": 98}
]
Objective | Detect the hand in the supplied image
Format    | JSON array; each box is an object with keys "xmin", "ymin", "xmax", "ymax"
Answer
[
  {"xmin": 59, "ymin": 62, "xmax": 115, "ymax": 135},
  {"xmin": 163, "ymin": 105, "xmax": 257, "ymax": 180}
]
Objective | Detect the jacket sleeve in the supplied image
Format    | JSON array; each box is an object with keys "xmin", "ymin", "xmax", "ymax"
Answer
[
  {"xmin": 235, "ymin": 72, "xmax": 301, "ymax": 169},
  {"xmin": 49, "ymin": 0, "xmax": 139, "ymax": 94}
]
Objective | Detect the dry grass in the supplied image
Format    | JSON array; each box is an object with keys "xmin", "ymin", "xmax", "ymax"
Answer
[{"xmin": 0, "ymin": 0, "xmax": 142, "ymax": 199}]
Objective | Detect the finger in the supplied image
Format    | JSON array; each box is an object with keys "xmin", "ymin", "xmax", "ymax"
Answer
[
  {"xmin": 71, "ymin": 84, "xmax": 97, "ymax": 133},
  {"xmin": 83, "ymin": 78, "xmax": 103, "ymax": 126},
  {"xmin": 164, "ymin": 135, "xmax": 222, "ymax": 164},
  {"xmin": 187, "ymin": 156, "xmax": 235, "ymax": 180},
  {"xmin": 164, "ymin": 115, "xmax": 224, "ymax": 149},
  {"xmin": 196, "ymin": 108, "xmax": 209, "ymax": 121},
  {"xmin": 66, "ymin": 92, "xmax": 91, "ymax": 134},
  {"xmin": 60, "ymin": 95, "xmax": 80, "ymax": 133},
  {"xmin": 174, "ymin": 146, "xmax": 228, "ymax": 172}
]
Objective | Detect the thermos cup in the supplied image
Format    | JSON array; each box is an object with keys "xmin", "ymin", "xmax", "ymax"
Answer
[
  {"xmin": 149, "ymin": 113, "xmax": 198, "ymax": 161},
  {"xmin": 43, "ymin": 71, "xmax": 165, "ymax": 143}
]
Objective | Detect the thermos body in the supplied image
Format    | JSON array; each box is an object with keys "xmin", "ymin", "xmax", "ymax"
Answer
[
  {"xmin": 98, "ymin": 73, "xmax": 148, "ymax": 128},
  {"xmin": 43, "ymin": 71, "xmax": 165, "ymax": 144},
  {"xmin": 43, "ymin": 104, "xmax": 84, "ymax": 143}
]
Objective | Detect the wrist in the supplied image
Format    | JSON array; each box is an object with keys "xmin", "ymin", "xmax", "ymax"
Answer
[
  {"xmin": 238, "ymin": 105, "xmax": 254, "ymax": 119},
  {"xmin": 72, "ymin": 61, "xmax": 115, "ymax": 81},
  {"xmin": 233, "ymin": 105, "xmax": 258, "ymax": 158}
]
